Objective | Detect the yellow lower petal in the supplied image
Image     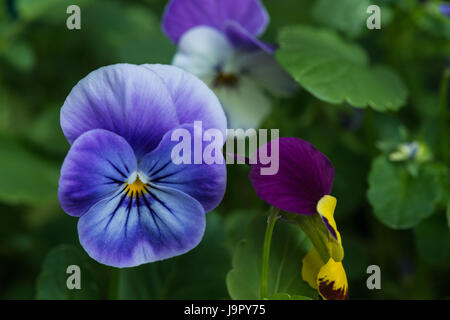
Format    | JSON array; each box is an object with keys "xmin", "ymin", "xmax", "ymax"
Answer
[
  {"xmin": 317, "ymin": 258, "xmax": 349, "ymax": 300},
  {"xmin": 301, "ymin": 246, "xmax": 323, "ymax": 289}
]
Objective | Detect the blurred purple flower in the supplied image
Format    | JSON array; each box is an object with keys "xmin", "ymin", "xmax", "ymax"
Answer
[
  {"xmin": 440, "ymin": 4, "xmax": 450, "ymax": 17},
  {"xmin": 162, "ymin": 0, "xmax": 297, "ymax": 130},
  {"xmin": 58, "ymin": 63, "xmax": 227, "ymax": 268}
]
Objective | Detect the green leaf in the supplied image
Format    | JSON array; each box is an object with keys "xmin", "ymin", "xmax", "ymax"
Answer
[
  {"xmin": 117, "ymin": 214, "xmax": 231, "ymax": 299},
  {"xmin": 414, "ymin": 213, "xmax": 450, "ymax": 264},
  {"xmin": 313, "ymin": 0, "xmax": 371, "ymax": 38},
  {"xmin": 276, "ymin": 26, "xmax": 408, "ymax": 111},
  {"xmin": 367, "ymin": 156, "xmax": 444, "ymax": 229},
  {"xmin": 36, "ymin": 244, "xmax": 101, "ymax": 299},
  {"xmin": 0, "ymin": 134, "xmax": 59, "ymax": 205},
  {"xmin": 226, "ymin": 216, "xmax": 316, "ymax": 300}
]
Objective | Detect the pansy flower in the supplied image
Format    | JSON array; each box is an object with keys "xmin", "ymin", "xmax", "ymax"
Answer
[
  {"xmin": 162, "ymin": 0, "xmax": 297, "ymax": 130},
  {"xmin": 58, "ymin": 63, "xmax": 227, "ymax": 268},
  {"xmin": 248, "ymin": 137, "xmax": 348, "ymax": 300}
]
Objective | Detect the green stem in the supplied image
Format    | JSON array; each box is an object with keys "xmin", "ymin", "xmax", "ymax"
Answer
[
  {"xmin": 294, "ymin": 214, "xmax": 330, "ymax": 263},
  {"xmin": 260, "ymin": 207, "xmax": 279, "ymax": 300},
  {"xmin": 108, "ymin": 268, "xmax": 119, "ymax": 300}
]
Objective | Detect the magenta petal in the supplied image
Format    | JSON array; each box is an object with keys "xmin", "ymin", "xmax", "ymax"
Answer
[
  {"xmin": 162, "ymin": 0, "xmax": 269, "ymax": 43},
  {"xmin": 248, "ymin": 137, "xmax": 334, "ymax": 215}
]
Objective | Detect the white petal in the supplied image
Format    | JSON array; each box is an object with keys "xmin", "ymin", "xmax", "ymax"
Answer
[
  {"xmin": 215, "ymin": 76, "xmax": 271, "ymax": 130},
  {"xmin": 238, "ymin": 51, "xmax": 298, "ymax": 97},
  {"xmin": 172, "ymin": 26, "xmax": 235, "ymax": 82}
]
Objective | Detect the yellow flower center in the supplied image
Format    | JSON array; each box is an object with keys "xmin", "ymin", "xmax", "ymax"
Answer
[{"xmin": 125, "ymin": 177, "xmax": 148, "ymax": 198}]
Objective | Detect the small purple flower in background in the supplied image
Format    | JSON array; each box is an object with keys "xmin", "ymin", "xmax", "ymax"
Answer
[
  {"xmin": 162, "ymin": 0, "xmax": 298, "ymax": 130},
  {"xmin": 440, "ymin": 4, "xmax": 450, "ymax": 17},
  {"xmin": 248, "ymin": 138, "xmax": 348, "ymax": 300},
  {"xmin": 58, "ymin": 63, "xmax": 227, "ymax": 268}
]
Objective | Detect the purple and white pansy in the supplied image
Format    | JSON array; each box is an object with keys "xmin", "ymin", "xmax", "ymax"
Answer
[
  {"xmin": 162, "ymin": 0, "xmax": 298, "ymax": 130},
  {"xmin": 58, "ymin": 63, "xmax": 227, "ymax": 268}
]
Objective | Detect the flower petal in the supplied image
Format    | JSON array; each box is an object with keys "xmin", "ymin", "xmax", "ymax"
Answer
[
  {"xmin": 142, "ymin": 64, "xmax": 227, "ymax": 138},
  {"xmin": 172, "ymin": 26, "xmax": 234, "ymax": 83},
  {"xmin": 317, "ymin": 258, "xmax": 349, "ymax": 300},
  {"xmin": 317, "ymin": 195, "xmax": 344, "ymax": 262},
  {"xmin": 236, "ymin": 49, "xmax": 298, "ymax": 97},
  {"xmin": 162, "ymin": 0, "xmax": 269, "ymax": 43},
  {"xmin": 224, "ymin": 21, "xmax": 275, "ymax": 54},
  {"xmin": 317, "ymin": 195, "xmax": 339, "ymax": 240},
  {"xmin": 440, "ymin": 4, "xmax": 450, "ymax": 17},
  {"xmin": 215, "ymin": 76, "xmax": 271, "ymax": 129},
  {"xmin": 249, "ymin": 138, "xmax": 334, "ymax": 215},
  {"xmin": 60, "ymin": 64, "xmax": 179, "ymax": 158},
  {"xmin": 58, "ymin": 129, "xmax": 137, "ymax": 217},
  {"xmin": 78, "ymin": 184, "xmax": 206, "ymax": 268},
  {"xmin": 301, "ymin": 246, "xmax": 323, "ymax": 290},
  {"xmin": 139, "ymin": 124, "xmax": 226, "ymax": 213}
]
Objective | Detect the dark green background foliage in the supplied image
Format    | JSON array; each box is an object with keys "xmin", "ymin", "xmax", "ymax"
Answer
[{"xmin": 0, "ymin": 0, "xmax": 449, "ymax": 299}]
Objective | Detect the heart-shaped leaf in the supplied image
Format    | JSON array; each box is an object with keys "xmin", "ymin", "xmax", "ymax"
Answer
[
  {"xmin": 368, "ymin": 156, "xmax": 445, "ymax": 229},
  {"xmin": 276, "ymin": 26, "xmax": 408, "ymax": 111}
]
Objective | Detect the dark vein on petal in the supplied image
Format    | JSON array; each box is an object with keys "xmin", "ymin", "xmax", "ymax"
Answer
[
  {"xmin": 146, "ymin": 160, "xmax": 159, "ymax": 176},
  {"xmin": 141, "ymin": 191, "xmax": 162, "ymax": 240},
  {"xmin": 106, "ymin": 159, "xmax": 128, "ymax": 178},
  {"xmin": 104, "ymin": 190, "xmax": 127, "ymax": 231},
  {"xmin": 104, "ymin": 176, "xmax": 125, "ymax": 184},
  {"xmin": 143, "ymin": 186, "xmax": 180, "ymax": 221},
  {"xmin": 142, "ymin": 192, "xmax": 182, "ymax": 247},
  {"xmin": 124, "ymin": 191, "xmax": 133, "ymax": 238},
  {"xmin": 151, "ymin": 170, "xmax": 182, "ymax": 183},
  {"xmin": 149, "ymin": 161, "xmax": 172, "ymax": 178},
  {"xmin": 151, "ymin": 180, "xmax": 189, "ymax": 185}
]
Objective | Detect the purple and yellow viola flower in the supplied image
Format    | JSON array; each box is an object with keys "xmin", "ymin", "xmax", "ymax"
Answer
[
  {"xmin": 162, "ymin": 0, "xmax": 297, "ymax": 130},
  {"xmin": 58, "ymin": 63, "xmax": 227, "ymax": 268},
  {"xmin": 248, "ymin": 137, "xmax": 348, "ymax": 300}
]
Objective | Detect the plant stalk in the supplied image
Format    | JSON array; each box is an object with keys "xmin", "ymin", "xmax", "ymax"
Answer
[{"xmin": 260, "ymin": 207, "xmax": 279, "ymax": 300}]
